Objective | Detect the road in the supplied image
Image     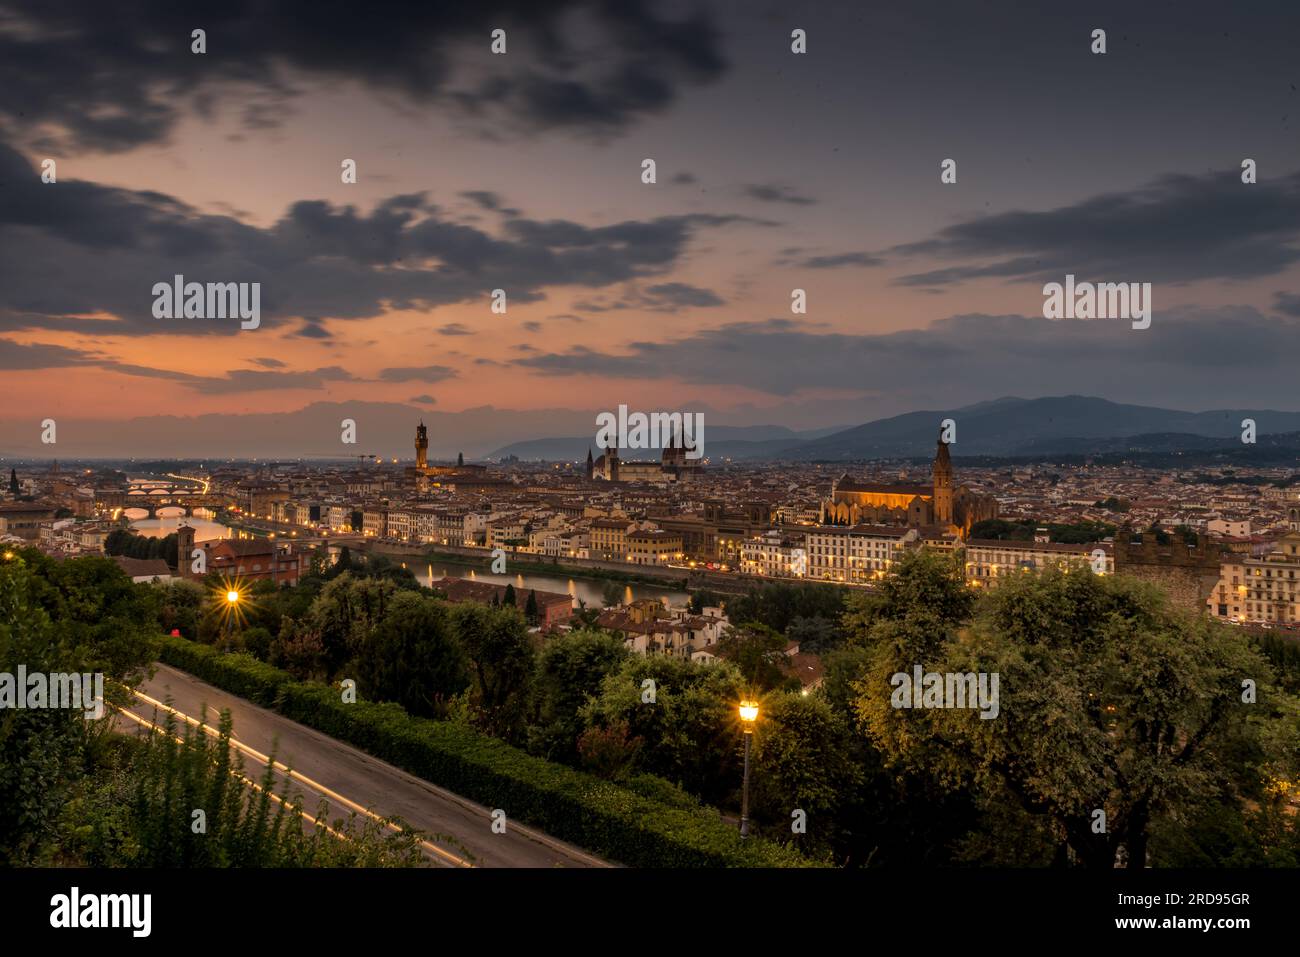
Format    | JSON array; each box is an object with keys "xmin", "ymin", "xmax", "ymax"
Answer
[{"xmin": 115, "ymin": 662, "xmax": 610, "ymax": 869}]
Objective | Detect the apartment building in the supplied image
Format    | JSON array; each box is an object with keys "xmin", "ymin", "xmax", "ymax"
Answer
[
  {"xmin": 805, "ymin": 525, "xmax": 917, "ymax": 583},
  {"xmin": 963, "ymin": 538, "xmax": 1113, "ymax": 582},
  {"xmin": 1208, "ymin": 531, "xmax": 1300, "ymax": 624},
  {"xmin": 626, "ymin": 528, "xmax": 683, "ymax": 566},
  {"xmin": 589, "ymin": 517, "xmax": 635, "ymax": 560},
  {"xmin": 740, "ymin": 529, "xmax": 808, "ymax": 578}
]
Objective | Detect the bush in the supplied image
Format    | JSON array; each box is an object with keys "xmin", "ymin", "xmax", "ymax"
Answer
[{"xmin": 158, "ymin": 635, "xmax": 812, "ymax": 868}]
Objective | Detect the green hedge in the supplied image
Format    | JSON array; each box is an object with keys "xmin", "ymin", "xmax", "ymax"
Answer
[{"xmin": 158, "ymin": 635, "xmax": 813, "ymax": 868}]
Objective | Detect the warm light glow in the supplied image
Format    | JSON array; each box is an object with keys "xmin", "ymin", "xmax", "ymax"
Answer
[
  {"xmin": 226, "ymin": 590, "xmax": 240, "ymax": 604},
  {"xmin": 739, "ymin": 700, "xmax": 759, "ymax": 724}
]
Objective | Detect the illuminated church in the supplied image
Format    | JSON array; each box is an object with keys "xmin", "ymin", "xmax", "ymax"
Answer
[{"xmin": 818, "ymin": 435, "xmax": 997, "ymax": 536}]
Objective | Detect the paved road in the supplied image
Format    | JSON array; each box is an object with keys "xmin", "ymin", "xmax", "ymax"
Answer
[{"xmin": 115, "ymin": 662, "xmax": 610, "ymax": 869}]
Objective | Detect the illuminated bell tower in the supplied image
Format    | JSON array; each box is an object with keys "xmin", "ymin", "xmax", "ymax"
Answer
[
  {"xmin": 415, "ymin": 421, "xmax": 428, "ymax": 469},
  {"xmin": 933, "ymin": 431, "xmax": 954, "ymax": 527}
]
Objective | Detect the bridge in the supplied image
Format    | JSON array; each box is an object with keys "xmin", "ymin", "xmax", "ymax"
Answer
[{"xmin": 116, "ymin": 494, "xmax": 236, "ymax": 518}]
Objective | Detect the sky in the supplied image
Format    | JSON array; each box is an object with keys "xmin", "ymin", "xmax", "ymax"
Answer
[{"xmin": 2, "ymin": 0, "xmax": 1300, "ymax": 457}]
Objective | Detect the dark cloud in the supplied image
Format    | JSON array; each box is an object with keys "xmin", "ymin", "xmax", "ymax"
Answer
[
  {"xmin": 743, "ymin": 183, "xmax": 816, "ymax": 206},
  {"xmin": 521, "ymin": 321, "xmax": 542, "ymax": 332},
  {"xmin": 575, "ymin": 280, "xmax": 725, "ymax": 313},
  {"xmin": 290, "ymin": 320, "xmax": 332, "ymax": 339},
  {"xmin": 0, "ymin": 0, "xmax": 727, "ymax": 152},
  {"xmin": 0, "ymin": 142, "xmax": 749, "ymax": 336},
  {"xmin": 798, "ymin": 251, "xmax": 884, "ymax": 269},
  {"xmin": 891, "ymin": 170, "xmax": 1300, "ymax": 288},
  {"xmin": 0, "ymin": 338, "xmax": 99, "ymax": 370},
  {"xmin": 378, "ymin": 365, "xmax": 458, "ymax": 383},
  {"xmin": 643, "ymin": 282, "xmax": 725, "ymax": 308},
  {"xmin": 0, "ymin": 337, "xmax": 359, "ymax": 394},
  {"xmin": 409, "ymin": 394, "xmax": 438, "ymax": 406},
  {"xmin": 460, "ymin": 191, "xmax": 520, "ymax": 216},
  {"xmin": 437, "ymin": 323, "xmax": 473, "ymax": 336},
  {"xmin": 249, "ymin": 357, "xmax": 287, "ymax": 368},
  {"xmin": 1273, "ymin": 292, "xmax": 1300, "ymax": 317},
  {"xmin": 186, "ymin": 366, "xmax": 356, "ymax": 395},
  {"xmin": 511, "ymin": 307, "xmax": 1300, "ymax": 411}
]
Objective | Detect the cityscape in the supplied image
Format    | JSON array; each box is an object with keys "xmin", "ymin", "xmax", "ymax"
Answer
[{"xmin": 1, "ymin": 0, "xmax": 1298, "ymax": 938}]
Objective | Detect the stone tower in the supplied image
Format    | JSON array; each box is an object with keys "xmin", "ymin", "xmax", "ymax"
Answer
[
  {"xmin": 607, "ymin": 445, "xmax": 620, "ymax": 481},
  {"xmin": 415, "ymin": 421, "xmax": 428, "ymax": 469},
  {"xmin": 176, "ymin": 523, "xmax": 195, "ymax": 577},
  {"xmin": 586, "ymin": 448, "xmax": 594, "ymax": 480},
  {"xmin": 932, "ymin": 432, "xmax": 954, "ymax": 527}
]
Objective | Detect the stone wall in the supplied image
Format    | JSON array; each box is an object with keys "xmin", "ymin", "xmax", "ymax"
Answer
[{"xmin": 1112, "ymin": 531, "xmax": 1225, "ymax": 613}]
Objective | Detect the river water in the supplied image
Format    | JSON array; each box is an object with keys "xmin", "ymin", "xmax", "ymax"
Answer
[
  {"xmin": 414, "ymin": 564, "xmax": 688, "ymax": 609},
  {"xmin": 129, "ymin": 509, "xmax": 230, "ymax": 542}
]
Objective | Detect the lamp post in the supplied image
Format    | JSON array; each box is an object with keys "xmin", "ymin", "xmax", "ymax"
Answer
[
  {"xmin": 738, "ymin": 700, "xmax": 759, "ymax": 838},
  {"xmin": 224, "ymin": 589, "xmax": 240, "ymax": 648}
]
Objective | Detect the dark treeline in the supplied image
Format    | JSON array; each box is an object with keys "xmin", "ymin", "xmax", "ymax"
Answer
[{"xmin": 105, "ymin": 528, "xmax": 178, "ymax": 563}]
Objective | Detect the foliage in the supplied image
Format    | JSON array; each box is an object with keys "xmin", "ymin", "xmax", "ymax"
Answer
[
  {"xmin": 51, "ymin": 711, "xmax": 422, "ymax": 867},
  {"xmin": 849, "ymin": 557, "xmax": 1299, "ymax": 867},
  {"xmin": 715, "ymin": 623, "xmax": 799, "ymax": 692},
  {"xmin": 354, "ymin": 591, "xmax": 471, "ymax": 719},
  {"xmin": 530, "ymin": 629, "xmax": 628, "ymax": 761},
  {"xmin": 105, "ymin": 528, "xmax": 178, "ymax": 563},
  {"xmin": 580, "ymin": 654, "xmax": 748, "ymax": 804}
]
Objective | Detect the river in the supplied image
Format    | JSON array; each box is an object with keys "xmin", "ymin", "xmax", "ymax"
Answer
[
  {"xmin": 128, "ymin": 508, "xmax": 230, "ymax": 542},
  {"xmin": 414, "ymin": 563, "xmax": 689, "ymax": 609}
]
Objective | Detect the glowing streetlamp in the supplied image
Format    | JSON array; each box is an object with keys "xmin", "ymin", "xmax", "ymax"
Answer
[
  {"xmin": 223, "ymin": 588, "xmax": 241, "ymax": 647},
  {"xmin": 739, "ymin": 700, "xmax": 759, "ymax": 838}
]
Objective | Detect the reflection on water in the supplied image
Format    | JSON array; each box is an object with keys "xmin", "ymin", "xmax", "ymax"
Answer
[
  {"xmin": 128, "ymin": 508, "xmax": 229, "ymax": 542},
  {"xmin": 415, "ymin": 564, "xmax": 688, "ymax": 609}
]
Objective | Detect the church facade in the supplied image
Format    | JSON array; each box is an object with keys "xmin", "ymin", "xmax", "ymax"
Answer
[{"xmin": 818, "ymin": 436, "xmax": 997, "ymax": 536}]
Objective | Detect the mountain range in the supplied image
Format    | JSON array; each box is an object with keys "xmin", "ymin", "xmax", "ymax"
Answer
[{"xmin": 490, "ymin": 396, "xmax": 1300, "ymax": 462}]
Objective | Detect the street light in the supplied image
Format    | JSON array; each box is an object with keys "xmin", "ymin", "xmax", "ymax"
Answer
[
  {"xmin": 739, "ymin": 700, "xmax": 759, "ymax": 838},
  {"xmin": 224, "ymin": 589, "xmax": 240, "ymax": 648}
]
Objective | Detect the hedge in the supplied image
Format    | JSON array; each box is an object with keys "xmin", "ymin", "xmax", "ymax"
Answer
[{"xmin": 157, "ymin": 635, "xmax": 814, "ymax": 868}]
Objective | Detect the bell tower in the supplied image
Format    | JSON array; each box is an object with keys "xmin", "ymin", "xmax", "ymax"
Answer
[
  {"xmin": 415, "ymin": 421, "xmax": 428, "ymax": 469},
  {"xmin": 933, "ymin": 431, "xmax": 954, "ymax": 527}
]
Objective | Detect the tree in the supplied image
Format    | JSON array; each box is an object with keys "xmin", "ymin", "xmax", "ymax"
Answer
[
  {"xmin": 576, "ymin": 720, "xmax": 642, "ymax": 781},
  {"xmin": 601, "ymin": 580, "xmax": 624, "ymax": 608},
  {"xmin": 502, "ymin": 583, "xmax": 516, "ymax": 607},
  {"xmin": 850, "ymin": 562, "xmax": 1296, "ymax": 868},
  {"xmin": 524, "ymin": 589, "xmax": 539, "ymax": 625},
  {"xmin": 688, "ymin": 589, "xmax": 721, "ymax": 614},
  {"xmin": 450, "ymin": 603, "xmax": 536, "ymax": 742},
  {"xmin": 0, "ymin": 550, "xmax": 158, "ymax": 863},
  {"xmin": 355, "ymin": 591, "xmax": 470, "ymax": 718},
  {"xmin": 786, "ymin": 615, "xmax": 840, "ymax": 655},
  {"xmin": 531, "ymin": 630, "xmax": 628, "ymax": 761},
  {"xmin": 751, "ymin": 693, "xmax": 863, "ymax": 842},
  {"xmin": 580, "ymin": 655, "xmax": 747, "ymax": 804},
  {"xmin": 715, "ymin": 623, "xmax": 797, "ymax": 692}
]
